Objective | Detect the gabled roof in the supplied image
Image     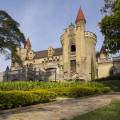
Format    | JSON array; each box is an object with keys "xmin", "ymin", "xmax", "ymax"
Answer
[
  {"xmin": 75, "ymin": 8, "xmax": 86, "ymax": 23},
  {"xmin": 34, "ymin": 48, "xmax": 62, "ymax": 59}
]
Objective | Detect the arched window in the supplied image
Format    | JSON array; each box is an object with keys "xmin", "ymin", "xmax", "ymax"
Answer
[{"xmin": 71, "ymin": 45, "xmax": 76, "ymax": 52}]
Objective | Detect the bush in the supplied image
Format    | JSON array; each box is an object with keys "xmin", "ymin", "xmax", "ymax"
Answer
[
  {"xmin": 0, "ymin": 81, "xmax": 107, "ymax": 91},
  {"xmin": 0, "ymin": 90, "xmax": 56, "ymax": 109},
  {"xmin": 49, "ymin": 86, "xmax": 111, "ymax": 98},
  {"xmin": 0, "ymin": 81, "xmax": 111, "ymax": 109}
]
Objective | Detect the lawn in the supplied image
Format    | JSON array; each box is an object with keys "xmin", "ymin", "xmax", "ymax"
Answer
[{"xmin": 71, "ymin": 100, "xmax": 120, "ymax": 120}]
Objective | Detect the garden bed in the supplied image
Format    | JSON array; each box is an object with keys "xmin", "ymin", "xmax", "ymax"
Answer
[{"xmin": 0, "ymin": 81, "xmax": 111, "ymax": 109}]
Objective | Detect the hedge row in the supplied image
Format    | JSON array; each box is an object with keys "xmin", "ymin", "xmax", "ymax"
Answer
[
  {"xmin": 0, "ymin": 86, "xmax": 111, "ymax": 109},
  {"xmin": 50, "ymin": 86, "xmax": 111, "ymax": 97},
  {"xmin": 0, "ymin": 81, "xmax": 111, "ymax": 109},
  {"xmin": 0, "ymin": 90, "xmax": 56, "ymax": 109}
]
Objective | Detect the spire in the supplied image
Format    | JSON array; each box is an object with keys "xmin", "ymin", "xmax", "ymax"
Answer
[
  {"xmin": 24, "ymin": 38, "xmax": 31, "ymax": 49},
  {"xmin": 100, "ymin": 45, "xmax": 107, "ymax": 54},
  {"xmin": 5, "ymin": 66, "xmax": 9, "ymax": 72},
  {"xmin": 75, "ymin": 8, "xmax": 86, "ymax": 24}
]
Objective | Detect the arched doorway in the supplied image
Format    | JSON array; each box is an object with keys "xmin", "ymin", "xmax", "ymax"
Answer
[
  {"xmin": 45, "ymin": 68, "xmax": 57, "ymax": 81},
  {"xmin": 70, "ymin": 60, "xmax": 76, "ymax": 74}
]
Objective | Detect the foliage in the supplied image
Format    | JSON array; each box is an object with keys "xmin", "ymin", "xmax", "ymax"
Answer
[
  {"xmin": 0, "ymin": 90, "xmax": 56, "ymax": 109},
  {"xmin": 100, "ymin": 0, "xmax": 120, "ymax": 54},
  {"xmin": 0, "ymin": 81, "xmax": 108, "ymax": 91},
  {"xmin": 0, "ymin": 81, "xmax": 111, "ymax": 109},
  {"xmin": 96, "ymin": 75, "xmax": 120, "ymax": 81},
  {"xmin": 0, "ymin": 10, "xmax": 25, "ymax": 64},
  {"xmin": 101, "ymin": 0, "xmax": 116, "ymax": 14},
  {"xmin": 71, "ymin": 100, "xmax": 120, "ymax": 120},
  {"xmin": 95, "ymin": 78, "xmax": 120, "ymax": 92},
  {"xmin": 51, "ymin": 86, "xmax": 110, "ymax": 98}
]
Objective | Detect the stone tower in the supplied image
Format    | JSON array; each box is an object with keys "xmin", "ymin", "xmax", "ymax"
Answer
[
  {"xmin": 11, "ymin": 38, "xmax": 33, "ymax": 70},
  {"xmin": 61, "ymin": 8, "xmax": 97, "ymax": 80},
  {"xmin": 75, "ymin": 8, "xmax": 86, "ymax": 76}
]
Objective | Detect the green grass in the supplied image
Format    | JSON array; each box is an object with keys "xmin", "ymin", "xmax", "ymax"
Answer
[
  {"xmin": 71, "ymin": 100, "xmax": 120, "ymax": 120},
  {"xmin": 0, "ymin": 81, "xmax": 107, "ymax": 91}
]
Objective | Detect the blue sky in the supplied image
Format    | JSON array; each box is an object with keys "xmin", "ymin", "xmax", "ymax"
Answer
[{"xmin": 0, "ymin": 0, "xmax": 105, "ymax": 71}]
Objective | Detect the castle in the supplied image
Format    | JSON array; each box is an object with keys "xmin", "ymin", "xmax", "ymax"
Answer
[{"xmin": 5, "ymin": 8, "xmax": 120, "ymax": 81}]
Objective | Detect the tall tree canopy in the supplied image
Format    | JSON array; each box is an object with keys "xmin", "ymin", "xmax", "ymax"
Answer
[
  {"xmin": 100, "ymin": 0, "xmax": 120, "ymax": 54},
  {"xmin": 0, "ymin": 10, "xmax": 25, "ymax": 64}
]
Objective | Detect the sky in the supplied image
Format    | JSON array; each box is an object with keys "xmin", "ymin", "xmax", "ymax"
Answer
[{"xmin": 0, "ymin": 0, "xmax": 105, "ymax": 71}]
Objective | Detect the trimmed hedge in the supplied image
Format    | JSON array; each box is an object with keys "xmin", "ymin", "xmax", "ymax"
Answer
[
  {"xmin": 0, "ymin": 90, "xmax": 56, "ymax": 109},
  {"xmin": 0, "ymin": 81, "xmax": 111, "ymax": 109},
  {"xmin": 47, "ymin": 86, "xmax": 111, "ymax": 97}
]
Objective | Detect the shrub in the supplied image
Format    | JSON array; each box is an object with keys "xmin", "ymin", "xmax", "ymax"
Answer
[
  {"xmin": 68, "ymin": 87, "xmax": 111, "ymax": 97},
  {"xmin": 0, "ymin": 90, "xmax": 56, "ymax": 109},
  {"xmin": 0, "ymin": 81, "xmax": 110, "ymax": 91},
  {"xmin": 95, "ymin": 75, "xmax": 120, "ymax": 81},
  {"xmin": 0, "ymin": 81, "xmax": 111, "ymax": 109},
  {"xmin": 49, "ymin": 86, "xmax": 111, "ymax": 98}
]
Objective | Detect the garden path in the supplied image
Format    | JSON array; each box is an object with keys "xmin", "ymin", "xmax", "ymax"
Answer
[{"xmin": 0, "ymin": 93, "xmax": 120, "ymax": 120}]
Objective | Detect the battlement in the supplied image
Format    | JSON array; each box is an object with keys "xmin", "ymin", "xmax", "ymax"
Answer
[{"xmin": 85, "ymin": 31, "xmax": 97, "ymax": 40}]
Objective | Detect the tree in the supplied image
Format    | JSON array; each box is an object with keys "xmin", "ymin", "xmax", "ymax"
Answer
[
  {"xmin": 100, "ymin": 0, "xmax": 120, "ymax": 54},
  {"xmin": 0, "ymin": 10, "xmax": 25, "ymax": 64}
]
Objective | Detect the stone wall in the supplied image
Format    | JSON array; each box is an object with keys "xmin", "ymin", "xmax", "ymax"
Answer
[
  {"xmin": 97, "ymin": 57, "xmax": 120, "ymax": 78},
  {"xmin": 3, "ymin": 67, "xmax": 63, "ymax": 82}
]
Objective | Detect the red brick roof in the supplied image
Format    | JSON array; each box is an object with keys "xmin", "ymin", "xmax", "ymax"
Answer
[
  {"xmin": 75, "ymin": 8, "xmax": 86, "ymax": 23},
  {"xmin": 34, "ymin": 48, "xmax": 62, "ymax": 59},
  {"xmin": 24, "ymin": 38, "xmax": 31, "ymax": 49}
]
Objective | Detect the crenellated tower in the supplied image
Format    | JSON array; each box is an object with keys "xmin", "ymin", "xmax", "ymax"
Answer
[
  {"xmin": 75, "ymin": 8, "xmax": 86, "ymax": 75},
  {"xmin": 61, "ymin": 8, "xmax": 97, "ymax": 80}
]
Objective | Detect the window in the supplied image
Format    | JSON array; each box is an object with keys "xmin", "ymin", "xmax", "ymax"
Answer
[
  {"xmin": 70, "ymin": 60, "xmax": 76, "ymax": 73},
  {"xmin": 71, "ymin": 45, "xmax": 76, "ymax": 52}
]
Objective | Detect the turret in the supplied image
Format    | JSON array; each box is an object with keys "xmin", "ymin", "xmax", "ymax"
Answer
[
  {"xmin": 75, "ymin": 8, "xmax": 86, "ymax": 58},
  {"xmin": 75, "ymin": 8, "xmax": 86, "ymax": 75},
  {"xmin": 100, "ymin": 45, "xmax": 108, "ymax": 59},
  {"xmin": 75, "ymin": 8, "xmax": 86, "ymax": 27},
  {"xmin": 24, "ymin": 38, "xmax": 31, "ymax": 49},
  {"xmin": 19, "ymin": 38, "xmax": 32, "ymax": 61},
  {"xmin": 62, "ymin": 8, "xmax": 87, "ymax": 77}
]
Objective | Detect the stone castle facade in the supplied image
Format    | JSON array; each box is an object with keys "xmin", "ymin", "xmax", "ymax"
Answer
[{"xmin": 4, "ymin": 8, "xmax": 119, "ymax": 81}]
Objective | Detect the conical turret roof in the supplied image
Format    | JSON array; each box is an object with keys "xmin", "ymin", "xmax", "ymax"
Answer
[
  {"xmin": 24, "ymin": 38, "xmax": 31, "ymax": 49},
  {"xmin": 75, "ymin": 8, "xmax": 86, "ymax": 23}
]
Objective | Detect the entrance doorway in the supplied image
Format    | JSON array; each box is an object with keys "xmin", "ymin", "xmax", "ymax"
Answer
[
  {"xmin": 70, "ymin": 60, "xmax": 76, "ymax": 74},
  {"xmin": 46, "ymin": 68, "xmax": 56, "ymax": 81}
]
